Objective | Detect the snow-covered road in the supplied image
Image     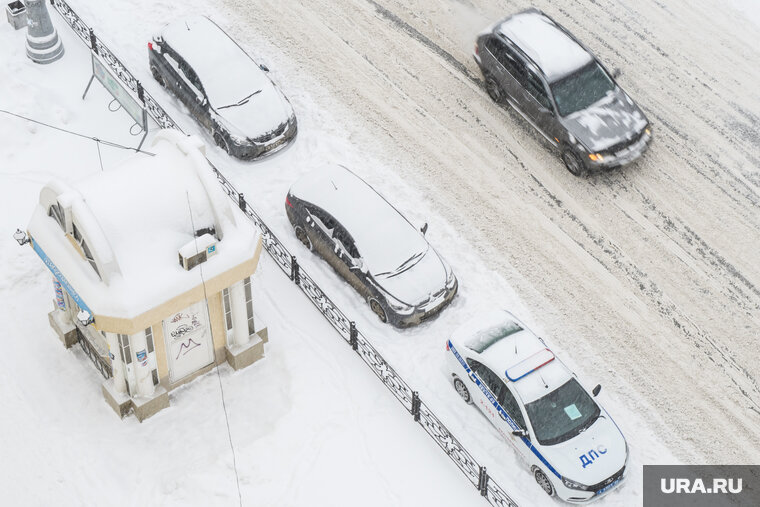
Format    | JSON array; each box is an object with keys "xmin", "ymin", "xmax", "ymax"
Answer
[{"xmin": 3, "ymin": 0, "xmax": 759, "ymax": 505}]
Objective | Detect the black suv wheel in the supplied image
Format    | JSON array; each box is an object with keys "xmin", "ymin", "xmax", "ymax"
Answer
[{"xmin": 562, "ymin": 149, "xmax": 585, "ymax": 176}]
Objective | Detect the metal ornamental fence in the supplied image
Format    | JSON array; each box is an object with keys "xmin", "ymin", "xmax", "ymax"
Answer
[{"xmin": 49, "ymin": 2, "xmax": 519, "ymax": 505}]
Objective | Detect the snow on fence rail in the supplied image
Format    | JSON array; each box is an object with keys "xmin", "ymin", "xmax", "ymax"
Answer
[{"xmin": 49, "ymin": 2, "xmax": 519, "ymax": 505}]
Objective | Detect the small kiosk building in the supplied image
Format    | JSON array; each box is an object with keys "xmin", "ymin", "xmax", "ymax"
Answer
[{"xmin": 24, "ymin": 130, "xmax": 267, "ymax": 420}]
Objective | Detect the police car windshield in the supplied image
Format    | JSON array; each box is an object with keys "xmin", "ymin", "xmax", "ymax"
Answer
[
  {"xmin": 551, "ymin": 61, "xmax": 615, "ymax": 117},
  {"xmin": 525, "ymin": 378, "xmax": 600, "ymax": 446}
]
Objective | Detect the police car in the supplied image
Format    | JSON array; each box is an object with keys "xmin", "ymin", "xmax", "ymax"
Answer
[{"xmin": 445, "ymin": 310, "xmax": 628, "ymax": 502}]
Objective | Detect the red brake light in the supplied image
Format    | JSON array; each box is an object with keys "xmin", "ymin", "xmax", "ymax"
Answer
[
  {"xmin": 148, "ymin": 42, "xmax": 153, "ymax": 51},
  {"xmin": 285, "ymin": 196, "xmax": 293, "ymax": 208},
  {"xmin": 446, "ymin": 341, "xmax": 450, "ymax": 351},
  {"xmin": 474, "ymin": 43, "xmax": 479, "ymax": 55}
]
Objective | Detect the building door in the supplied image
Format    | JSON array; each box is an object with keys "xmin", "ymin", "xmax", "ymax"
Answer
[{"xmin": 163, "ymin": 301, "xmax": 214, "ymax": 383}]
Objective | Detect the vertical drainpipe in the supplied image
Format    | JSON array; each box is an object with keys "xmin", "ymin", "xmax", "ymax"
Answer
[
  {"xmin": 130, "ymin": 329, "xmax": 155, "ymax": 397},
  {"xmin": 105, "ymin": 331, "xmax": 128, "ymax": 395},
  {"xmin": 228, "ymin": 280, "xmax": 250, "ymax": 347}
]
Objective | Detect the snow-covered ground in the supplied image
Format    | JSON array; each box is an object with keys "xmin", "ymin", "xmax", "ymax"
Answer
[{"xmin": 2, "ymin": 0, "xmax": 759, "ymax": 505}]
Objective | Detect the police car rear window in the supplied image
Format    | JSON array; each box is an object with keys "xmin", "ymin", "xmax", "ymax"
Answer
[{"xmin": 465, "ymin": 321, "xmax": 523, "ymax": 353}]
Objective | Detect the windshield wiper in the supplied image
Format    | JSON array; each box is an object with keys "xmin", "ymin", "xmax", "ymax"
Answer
[
  {"xmin": 217, "ymin": 89, "xmax": 261, "ymax": 110},
  {"xmin": 376, "ymin": 250, "xmax": 425, "ymax": 278}
]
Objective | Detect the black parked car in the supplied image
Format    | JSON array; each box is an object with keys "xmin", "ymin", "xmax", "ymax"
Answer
[
  {"xmin": 149, "ymin": 16, "xmax": 297, "ymax": 159},
  {"xmin": 286, "ymin": 165, "xmax": 458, "ymax": 327},
  {"xmin": 475, "ymin": 8, "xmax": 651, "ymax": 175}
]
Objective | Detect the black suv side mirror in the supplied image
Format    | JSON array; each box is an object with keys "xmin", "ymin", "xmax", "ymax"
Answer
[
  {"xmin": 612, "ymin": 67, "xmax": 622, "ymax": 79},
  {"xmin": 421, "ymin": 223, "xmax": 428, "ymax": 235},
  {"xmin": 259, "ymin": 63, "xmax": 270, "ymax": 73},
  {"xmin": 592, "ymin": 384, "xmax": 602, "ymax": 397}
]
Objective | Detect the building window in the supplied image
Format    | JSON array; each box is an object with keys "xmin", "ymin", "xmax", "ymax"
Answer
[
  {"xmin": 145, "ymin": 327, "xmax": 154, "ymax": 353},
  {"xmin": 118, "ymin": 334, "xmax": 131, "ymax": 364},
  {"xmin": 71, "ymin": 222, "xmax": 101, "ymax": 280},
  {"xmin": 222, "ymin": 288, "xmax": 233, "ymax": 332},
  {"xmin": 151, "ymin": 369, "xmax": 159, "ymax": 386},
  {"xmin": 48, "ymin": 203, "xmax": 65, "ymax": 230},
  {"xmin": 244, "ymin": 277, "xmax": 254, "ymax": 335},
  {"xmin": 222, "ymin": 278, "xmax": 255, "ymax": 338}
]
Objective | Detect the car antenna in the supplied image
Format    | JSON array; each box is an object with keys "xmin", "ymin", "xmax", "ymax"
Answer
[
  {"xmin": 330, "ymin": 179, "xmax": 337, "ymax": 190},
  {"xmin": 538, "ymin": 371, "xmax": 548, "ymax": 389},
  {"xmin": 185, "ymin": 21, "xmax": 191, "ymax": 31}
]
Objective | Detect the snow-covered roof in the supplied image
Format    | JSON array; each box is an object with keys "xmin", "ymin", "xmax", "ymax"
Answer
[
  {"xmin": 498, "ymin": 11, "xmax": 592, "ymax": 82},
  {"xmin": 160, "ymin": 16, "xmax": 292, "ymax": 138},
  {"xmin": 27, "ymin": 130, "xmax": 260, "ymax": 321},
  {"xmin": 289, "ymin": 165, "xmax": 429, "ymax": 277},
  {"xmin": 453, "ymin": 310, "xmax": 571, "ymax": 403}
]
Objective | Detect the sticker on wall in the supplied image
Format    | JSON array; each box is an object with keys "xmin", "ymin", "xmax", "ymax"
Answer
[
  {"xmin": 53, "ymin": 278, "xmax": 65, "ymax": 310},
  {"xmin": 136, "ymin": 349, "xmax": 147, "ymax": 366}
]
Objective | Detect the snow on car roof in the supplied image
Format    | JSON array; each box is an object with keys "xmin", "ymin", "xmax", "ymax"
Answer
[
  {"xmin": 454, "ymin": 310, "xmax": 572, "ymax": 403},
  {"xmin": 498, "ymin": 11, "xmax": 592, "ymax": 82},
  {"xmin": 289, "ymin": 165, "xmax": 428, "ymax": 276},
  {"xmin": 160, "ymin": 16, "xmax": 290, "ymax": 137}
]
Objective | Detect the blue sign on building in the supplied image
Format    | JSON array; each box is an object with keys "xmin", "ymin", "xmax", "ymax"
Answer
[{"xmin": 30, "ymin": 236, "xmax": 94, "ymax": 318}]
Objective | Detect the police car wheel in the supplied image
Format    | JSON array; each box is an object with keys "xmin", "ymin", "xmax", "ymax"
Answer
[
  {"xmin": 151, "ymin": 66, "xmax": 166, "ymax": 88},
  {"xmin": 453, "ymin": 377, "xmax": 472, "ymax": 404},
  {"xmin": 534, "ymin": 468, "xmax": 555, "ymax": 497}
]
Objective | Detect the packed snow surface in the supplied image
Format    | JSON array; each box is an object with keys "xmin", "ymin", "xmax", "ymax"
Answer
[{"xmin": 2, "ymin": 0, "xmax": 760, "ymax": 505}]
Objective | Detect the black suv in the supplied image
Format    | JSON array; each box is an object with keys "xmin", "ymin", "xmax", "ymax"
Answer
[
  {"xmin": 475, "ymin": 9, "xmax": 651, "ymax": 175},
  {"xmin": 149, "ymin": 16, "xmax": 297, "ymax": 159}
]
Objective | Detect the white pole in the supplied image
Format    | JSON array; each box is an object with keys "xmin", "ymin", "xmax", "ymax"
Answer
[
  {"xmin": 229, "ymin": 280, "xmax": 250, "ymax": 347},
  {"xmin": 130, "ymin": 330, "xmax": 155, "ymax": 397},
  {"xmin": 105, "ymin": 332, "xmax": 128, "ymax": 395}
]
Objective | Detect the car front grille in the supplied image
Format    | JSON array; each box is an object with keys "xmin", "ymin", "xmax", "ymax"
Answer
[
  {"xmin": 603, "ymin": 130, "xmax": 645, "ymax": 156},
  {"xmin": 589, "ymin": 466, "xmax": 625, "ymax": 493}
]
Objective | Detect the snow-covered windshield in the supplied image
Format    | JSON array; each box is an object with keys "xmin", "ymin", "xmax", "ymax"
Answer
[
  {"xmin": 551, "ymin": 62, "xmax": 615, "ymax": 117},
  {"xmin": 524, "ymin": 378, "xmax": 600, "ymax": 445}
]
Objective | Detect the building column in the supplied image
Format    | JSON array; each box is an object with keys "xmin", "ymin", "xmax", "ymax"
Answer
[
  {"xmin": 105, "ymin": 332, "xmax": 128, "ymax": 395},
  {"xmin": 130, "ymin": 330, "xmax": 155, "ymax": 398},
  {"xmin": 229, "ymin": 280, "xmax": 250, "ymax": 347}
]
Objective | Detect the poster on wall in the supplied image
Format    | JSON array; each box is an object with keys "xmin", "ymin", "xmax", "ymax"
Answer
[{"xmin": 163, "ymin": 301, "xmax": 214, "ymax": 383}]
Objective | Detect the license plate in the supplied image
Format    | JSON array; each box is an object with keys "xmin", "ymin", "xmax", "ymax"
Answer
[
  {"xmin": 596, "ymin": 478, "xmax": 621, "ymax": 495},
  {"xmin": 263, "ymin": 136, "xmax": 286, "ymax": 153}
]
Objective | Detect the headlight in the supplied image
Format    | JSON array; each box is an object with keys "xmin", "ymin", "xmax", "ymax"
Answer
[
  {"xmin": 588, "ymin": 153, "xmax": 604, "ymax": 162},
  {"xmin": 384, "ymin": 293, "xmax": 414, "ymax": 315},
  {"xmin": 445, "ymin": 268, "xmax": 457, "ymax": 289},
  {"xmin": 562, "ymin": 477, "xmax": 591, "ymax": 491}
]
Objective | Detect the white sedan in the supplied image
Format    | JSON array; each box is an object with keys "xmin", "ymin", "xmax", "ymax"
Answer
[{"xmin": 445, "ymin": 310, "xmax": 628, "ymax": 502}]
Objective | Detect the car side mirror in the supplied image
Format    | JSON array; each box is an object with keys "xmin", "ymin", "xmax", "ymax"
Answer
[
  {"xmin": 421, "ymin": 223, "xmax": 428, "ymax": 235},
  {"xmin": 259, "ymin": 63, "xmax": 270, "ymax": 72},
  {"xmin": 592, "ymin": 384, "xmax": 602, "ymax": 397},
  {"xmin": 512, "ymin": 428, "xmax": 528, "ymax": 438},
  {"xmin": 612, "ymin": 67, "xmax": 622, "ymax": 79}
]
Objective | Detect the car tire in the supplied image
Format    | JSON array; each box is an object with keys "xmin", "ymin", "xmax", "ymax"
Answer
[
  {"xmin": 453, "ymin": 377, "xmax": 472, "ymax": 404},
  {"xmin": 369, "ymin": 298, "xmax": 388, "ymax": 323},
  {"xmin": 561, "ymin": 148, "xmax": 585, "ymax": 176},
  {"xmin": 150, "ymin": 66, "xmax": 166, "ymax": 88},
  {"xmin": 294, "ymin": 225, "xmax": 312, "ymax": 251},
  {"xmin": 485, "ymin": 74, "xmax": 506, "ymax": 104},
  {"xmin": 213, "ymin": 131, "xmax": 230, "ymax": 154},
  {"xmin": 534, "ymin": 468, "xmax": 555, "ymax": 497}
]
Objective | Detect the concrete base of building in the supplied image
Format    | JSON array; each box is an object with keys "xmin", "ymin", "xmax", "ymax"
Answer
[
  {"xmin": 225, "ymin": 328, "xmax": 267, "ymax": 371},
  {"xmin": 101, "ymin": 379, "xmax": 132, "ymax": 418},
  {"xmin": 131, "ymin": 386, "xmax": 170, "ymax": 422},
  {"xmin": 48, "ymin": 309, "xmax": 78, "ymax": 349}
]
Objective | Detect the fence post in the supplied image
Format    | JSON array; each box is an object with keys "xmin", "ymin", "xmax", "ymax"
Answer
[
  {"xmin": 88, "ymin": 28, "xmax": 97, "ymax": 55},
  {"xmin": 290, "ymin": 255, "xmax": 300, "ymax": 284},
  {"xmin": 411, "ymin": 391, "xmax": 421, "ymax": 422},
  {"xmin": 136, "ymin": 81, "xmax": 145, "ymax": 104},
  {"xmin": 478, "ymin": 466, "xmax": 489, "ymax": 497},
  {"xmin": 238, "ymin": 192, "xmax": 246, "ymax": 211},
  {"xmin": 349, "ymin": 321, "xmax": 358, "ymax": 351}
]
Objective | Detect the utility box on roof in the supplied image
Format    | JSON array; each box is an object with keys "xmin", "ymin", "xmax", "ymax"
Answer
[{"xmin": 6, "ymin": 1, "xmax": 27, "ymax": 30}]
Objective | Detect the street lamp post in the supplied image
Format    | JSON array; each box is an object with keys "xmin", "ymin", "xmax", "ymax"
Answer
[{"xmin": 25, "ymin": 0, "xmax": 64, "ymax": 64}]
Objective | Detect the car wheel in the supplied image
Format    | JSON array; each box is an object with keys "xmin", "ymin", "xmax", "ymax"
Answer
[
  {"xmin": 150, "ymin": 66, "xmax": 166, "ymax": 88},
  {"xmin": 485, "ymin": 75, "xmax": 505, "ymax": 104},
  {"xmin": 453, "ymin": 377, "xmax": 472, "ymax": 404},
  {"xmin": 294, "ymin": 225, "xmax": 312, "ymax": 251},
  {"xmin": 369, "ymin": 298, "xmax": 388, "ymax": 323},
  {"xmin": 534, "ymin": 468, "xmax": 555, "ymax": 497},
  {"xmin": 213, "ymin": 131, "xmax": 230, "ymax": 154},
  {"xmin": 561, "ymin": 149, "xmax": 585, "ymax": 176}
]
